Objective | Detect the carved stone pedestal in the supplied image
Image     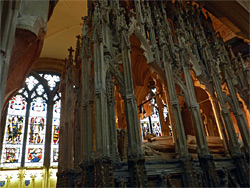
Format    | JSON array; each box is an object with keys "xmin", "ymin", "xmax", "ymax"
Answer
[
  {"xmin": 179, "ymin": 155, "xmax": 197, "ymax": 187},
  {"xmin": 80, "ymin": 160, "xmax": 95, "ymax": 187},
  {"xmin": 198, "ymin": 153, "xmax": 219, "ymax": 187},
  {"xmin": 245, "ymin": 151, "xmax": 249, "ymax": 164},
  {"xmin": 128, "ymin": 157, "xmax": 147, "ymax": 187},
  {"xmin": 56, "ymin": 169, "xmax": 75, "ymax": 188},
  {"xmin": 95, "ymin": 157, "xmax": 115, "ymax": 187},
  {"xmin": 80, "ymin": 157, "xmax": 114, "ymax": 187},
  {"xmin": 74, "ymin": 166, "xmax": 82, "ymax": 187},
  {"xmin": 231, "ymin": 152, "xmax": 249, "ymax": 187}
]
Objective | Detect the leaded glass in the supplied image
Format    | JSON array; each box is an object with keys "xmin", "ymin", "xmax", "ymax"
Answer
[
  {"xmin": 2, "ymin": 147, "xmax": 20, "ymax": 163},
  {"xmin": 18, "ymin": 88, "xmax": 24, "ymax": 94},
  {"xmin": 1, "ymin": 95, "xmax": 26, "ymax": 167},
  {"xmin": 30, "ymin": 97, "xmax": 46, "ymax": 116},
  {"xmin": 43, "ymin": 93, "xmax": 48, "ymax": 100},
  {"xmin": 151, "ymin": 113, "xmax": 162, "ymax": 137},
  {"xmin": 150, "ymin": 103, "xmax": 162, "ymax": 137},
  {"xmin": 140, "ymin": 89, "xmax": 163, "ymax": 140},
  {"xmin": 141, "ymin": 117, "xmax": 151, "ymax": 140},
  {"xmin": 31, "ymin": 92, "xmax": 36, "ymax": 99},
  {"xmin": 53, "ymin": 94, "xmax": 59, "ymax": 102},
  {"xmin": 25, "ymin": 76, "xmax": 38, "ymax": 91},
  {"xmin": 36, "ymin": 85, "xmax": 44, "ymax": 95},
  {"xmin": 52, "ymin": 148, "xmax": 59, "ymax": 163},
  {"xmin": 28, "ymin": 117, "xmax": 45, "ymax": 144},
  {"xmin": 1, "ymin": 73, "xmax": 61, "ymax": 169},
  {"xmin": 25, "ymin": 97, "xmax": 47, "ymax": 167},
  {"xmin": 5, "ymin": 115, "xmax": 25, "ymax": 144},
  {"xmin": 51, "ymin": 100, "xmax": 60, "ymax": 166},
  {"xmin": 8, "ymin": 95, "xmax": 26, "ymax": 116},
  {"xmin": 44, "ymin": 74, "xmax": 60, "ymax": 90},
  {"xmin": 27, "ymin": 147, "xmax": 43, "ymax": 162},
  {"xmin": 23, "ymin": 91, "xmax": 28, "ymax": 98}
]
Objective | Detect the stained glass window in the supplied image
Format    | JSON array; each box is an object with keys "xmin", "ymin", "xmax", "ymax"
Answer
[
  {"xmin": 51, "ymin": 99, "xmax": 60, "ymax": 166},
  {"xmin": 140, "ymin": 89, "xmax": 163, "ymax": 140},
  {"xmin": 1, "ymin": 95, "xmax": 26, "ymax": 167},
  {"xmin": 25, "ymin": 97, "xmax": 47, "ymax": 167},
  {"xmin": 0, "ymin": 72, "xmax": 60, "ymax": 168},
  {"xmin": 141, "ymin": 117, "xmax": 151, "ymax": 140},
  {"xmin": 25, "ymin": 76, "xmax": 39, "ymax": 91},
  {"xmin": 151, "ymin": 113, "xmax": 162, "ymax": 137},
  {"xmin": 43, "ymin": 74, "xmax": 60, "ymax": 91}
]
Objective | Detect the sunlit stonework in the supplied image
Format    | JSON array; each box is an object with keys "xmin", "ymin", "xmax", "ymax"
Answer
[{"xmin": 0, "ymin": 0, "xmax": 249, "ymax": 187}]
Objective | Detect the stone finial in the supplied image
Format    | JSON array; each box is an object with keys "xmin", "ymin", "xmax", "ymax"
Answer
[{"xmin": 68, "ymin": 46, "xmax": 74, "ymax": 56}]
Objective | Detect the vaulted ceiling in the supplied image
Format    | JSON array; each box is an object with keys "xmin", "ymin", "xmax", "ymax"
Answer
[{"xmin": 40, "ymin": 0, "xmax": 249, "ymax": 60}]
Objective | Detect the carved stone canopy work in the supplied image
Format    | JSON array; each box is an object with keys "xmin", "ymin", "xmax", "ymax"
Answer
[
  {"xmin": 1, "ymin": 0, "xmax": 249, "ymax": 187},
  {"xmin": 53, "ymin": 1, "xmax": 250, "ymax": 187}
]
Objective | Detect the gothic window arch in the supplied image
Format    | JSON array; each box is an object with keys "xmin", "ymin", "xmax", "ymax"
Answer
[
  {"xmin": 139, "ymin": 88, "xmax": 165, "ymax": 140},
  {"xmin": 0, "ymin": 72, "xmax": 61, "ymax": 168}
]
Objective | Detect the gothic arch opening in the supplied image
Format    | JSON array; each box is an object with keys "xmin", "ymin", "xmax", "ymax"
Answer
[{"xmin": 0, "ymin": 71, "xmax": 61, "ymax": 187}]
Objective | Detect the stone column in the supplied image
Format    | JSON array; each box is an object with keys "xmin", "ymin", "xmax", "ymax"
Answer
[
  {"xmin": 80, "ymin": 16, "xmax": 95, "ymax": 187},
  {"xmin": 134, "ymin": 0, "xmax": 145, "ymax": 35},
  {"xmin": 222, "ymin": 65, "xmax": 250, "ymax": 157},
  {"xmin": 73, "ymin": 36, "xmax": 82, "ymax": 168},
  {"xmin": 156, "ymin": 5, "xmax": 197, "ymax": 186},
  {"xmin": 210, "ymin": 64, "xmax": 249, "ymax": 187},
  {"xmin": 44, "ymin": 99, "xmax": 53, "ymax": 168},
  {"xmin": 208, "ymin": 95, "xmax": 229, "ymax": 155},
  {"xmin": 120, "ymin": 10, "xmax": 147, "ymax": 187},
  {"xmin": 57, "ymin": 48, "xmax": 75, "ymax": 188},
  {"xmin": 106, "ymin": 72, "xmax": 119, "ymax": 162},
  {"xmin": 57, "ymin": 62, "xmax": 66, "ymax": 187},
  {"xmin": 0, "ymin": 1, "xmax": 21, "ymax": 116},
  {"xmin": 92, "ymin": 4, "xmax": 110, "ymax": 159},
  {"xmin": 180, "ymin": 49, "xmax": 219, "ymax": 187},
  {"xmin": 92, "ymin": 4, "xmax": 114, "ymax": 187},
  {"xmin": 182, "ymin": 63, "xmax": 209, "ymax": 154},
  {"xmin": 80, "ymin": 17, "xmax": 92, "ymax": 161}
]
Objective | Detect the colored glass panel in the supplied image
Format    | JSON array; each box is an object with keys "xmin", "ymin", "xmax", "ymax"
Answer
[
  {"xmin": 141, "ymin": 117, "xmax": 151, "ymax": 140},
  {"xmin": 27, "ymin": 148, "xmax": 43, "ymax": 163},
  {"xmin": 25, "ymin": 97, "xmax": 47, "ymax": 167},
  {"xmin": 52, "ymin": 148, "xmax": 59, "ymax": 162},
  {"xmin": 51, "ymin": 100, "xmax": 60, "ymax": 166},
  {"xmin": 2, "ymin": 147, "xmax": 20, "ymax": 163},
  {"xmin": 5, "ymin": 115, "xmax": 25, "ymax": 144},
  {"xmin": 1, "ymin": 73, "xmax": 60, "ymax": 168},
  {"xmin": 25, "ymin": 76, "xmax": 38, "ymax": 91},
  {"xmin": 1, "ymin": 95, "xmax": 26, "ymax": 167},
  {"xmin": 28, "ymin": 117, "xmax": 45, "ymax": 144},
  {"xmin": 151, "ymin": 106, "xmax": 162, "ymax": 137},
  {"xmin": 44, "ymin": 74, "xmax": 60, "ymax": 90},
  {"xmin": 8, "ymin": 95, "xmax": 26, "ymax": 116}
]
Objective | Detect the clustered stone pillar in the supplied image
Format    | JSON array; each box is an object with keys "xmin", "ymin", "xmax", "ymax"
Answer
[
  {"xmin": 195, "ymin": 6, "xmax": 249, "ymax": 186},
  {"xmin": 57, "ymin": 48, "xmax": 75, "ymax": 187},
  {"xmin": 223, "ymin": 46, "xmax": 250, "ymax": 158},
  {"xmin": 119, "ymin": 9, "xmax": 147, "ymax": 187},
  {"xmin": 153, "ymin": 3, "xmax": 197, "ymax": 186},
  {"xmin": 106, "ymin": 71, "xmax": 120, "ymax": 162},
  {"xmin": 81, "ymin": 17, "xmax": 95, "ymax": 188},
  {"xmin": 0, "ymin": 1, "xmax": 21, "ymax": 116}
]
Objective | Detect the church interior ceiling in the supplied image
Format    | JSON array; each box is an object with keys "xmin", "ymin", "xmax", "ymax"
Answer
[{"xmin": 0, "ymin": 0, "xmax": 249, "ymax": 187}]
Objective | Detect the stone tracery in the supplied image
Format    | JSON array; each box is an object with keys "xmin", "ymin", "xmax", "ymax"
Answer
[
  {"xmin": 52, "ymin": 1, "xmax": 250, "ymax": 187},
  {"xmin": 1, "ymin": 0, "xmax": 249, "ymax": 187}
]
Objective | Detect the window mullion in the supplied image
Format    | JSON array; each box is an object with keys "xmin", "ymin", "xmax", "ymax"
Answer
[
  {"xmin": 44, "ymin": 97, "xmax": 53, "ymax": 168},
  {"xmin": 21, "ymin": 98, "xmax": 31, "ymax": 167}
]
